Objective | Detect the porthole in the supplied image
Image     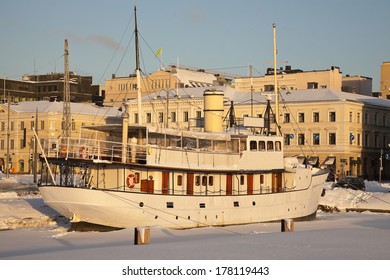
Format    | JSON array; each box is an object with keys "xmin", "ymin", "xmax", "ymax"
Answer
[
  {"xmin": 139, "ymin": 202, "xmax": 144, "ymax": 207},
  {"xmin": 252, "ymin": 201, "xmax": 256, "ymax": 206}
]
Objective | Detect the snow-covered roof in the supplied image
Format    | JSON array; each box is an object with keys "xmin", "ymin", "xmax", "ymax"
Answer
[
  {"xmin": 129, "ymin": 87, "xmax": 390, "ymax": 109},
  {"xmin": 172, "ymin": 68, "xmax": 217, "ymax": 87},
  {"xmin": 2, "ymin": 101, "xmax": 122, "ymax": 117}
]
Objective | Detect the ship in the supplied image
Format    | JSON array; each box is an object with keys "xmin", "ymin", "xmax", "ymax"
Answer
[{"xmin": 37, "ymin": 5, "xmax": 328, "ymax": 229}]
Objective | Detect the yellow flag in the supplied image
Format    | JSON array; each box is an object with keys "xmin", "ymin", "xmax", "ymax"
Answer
[{"xmin": 156, "ymin": 48, "xmax": 162, "ymax": 57}]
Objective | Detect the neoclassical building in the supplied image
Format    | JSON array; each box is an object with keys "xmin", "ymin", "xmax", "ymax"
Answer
[{"xmin": 0, "ymin": 101, "xmax": 120, "ymax": 173}]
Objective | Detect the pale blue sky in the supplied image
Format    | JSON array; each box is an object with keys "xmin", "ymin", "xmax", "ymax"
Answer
[{"xmin": 1, "ymin": 0, "xmax": 389, "ymax": 91}]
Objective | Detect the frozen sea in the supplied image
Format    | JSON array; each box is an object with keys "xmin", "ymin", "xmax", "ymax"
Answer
[{"xmin": 1, "ymin": 173, "xmax": 390, "ymax": 279}]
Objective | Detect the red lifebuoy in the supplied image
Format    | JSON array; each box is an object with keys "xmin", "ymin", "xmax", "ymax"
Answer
[
  {"xmin": 79, "ymin": 146, "xmax": 88, "ymax": 158},
  {"xmin": 126, "ymin": 173, "xmax": 135, "ymax": 188}
]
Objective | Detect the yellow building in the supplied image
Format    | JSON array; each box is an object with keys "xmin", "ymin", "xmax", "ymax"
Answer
[
  {"xmin": 234, "ymin": 66, "xmax": 343, "ymax": 92},
  {"xmin": 380, "ymin": 61, "xmax": 390, "ymax": 99},
  {"xmin": 102, "ymin": 65, "xmax": 228, "ymax": 107},
  {"xmin": 0, "ymin": 101, "xmax": 121, "ymax": 173}
]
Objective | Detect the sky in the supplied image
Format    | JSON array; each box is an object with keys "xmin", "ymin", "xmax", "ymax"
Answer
[{"xmin": 1, "ymin": 0, "xmax": 389, "ymax": 92}]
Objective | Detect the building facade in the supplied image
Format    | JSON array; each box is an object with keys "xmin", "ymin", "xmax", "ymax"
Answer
[
  {"xmin": 234, "ymin": 66, "xmax": 343, "ymax": 92},
  {"xmin": 1, "ymin": 72, "xmax": 95, "ymax": 104},
  {"xmin": 102, "ymin": 65, "xmax": 233, "ymax": 107},
  {"xmin": 380, "ymin": 61, "xmax": 390, "ymax": 99},
  {"xmin": 0, "ymin": 101, "xmax": 121, "ymax": 173}
]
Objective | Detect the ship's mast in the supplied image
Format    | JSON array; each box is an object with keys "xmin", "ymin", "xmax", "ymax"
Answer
[
  {"xmin": 134, "ymin": 4, "xmax": 142, "ymax": 125},
  {"xmin": 273, "ymin": 23, "xmax": 279, "ymax": 135},
  {"xmin": 63, "ymin": 39, "xmax": 71, "ymax": 138}
]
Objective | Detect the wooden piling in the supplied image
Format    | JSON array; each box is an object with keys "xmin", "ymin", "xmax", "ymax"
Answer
[
  {"xmin": 281, "ymin": 218, "xmax": 294, "ymax": 232},
  {"xmin": 134, "ymin": 227, "xmax": 150, "ymax": 245}
]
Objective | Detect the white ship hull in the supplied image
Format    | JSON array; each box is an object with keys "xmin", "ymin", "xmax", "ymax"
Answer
[{"xmin": 39, "ymin": 170, "xmax": 327, "ymax": 229}]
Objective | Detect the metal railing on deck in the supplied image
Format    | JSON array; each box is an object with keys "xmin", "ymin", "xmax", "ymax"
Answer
[{"xmin": 44, "ymin": 137, "xmax": 147, "ymax": 164}]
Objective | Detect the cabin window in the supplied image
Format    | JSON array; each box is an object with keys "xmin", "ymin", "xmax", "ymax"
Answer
[
  {"xmin": 260, "ymin": 174, "xmax": 264, "ymax": 184},
  {"xmin": 240, "ymin": 175, "xmax": 245, "ymax": 185},
  {"xmin": 195, "ymin": 175, "xmax": 201, "ymax": 186},
  {"xmin": 135, "ymin": 172, "xmax": 140, "ymax": 184},
  {"xmin": 267, "ymin": 141, "xmax": 274, "ymax": 151},
  {"xmin": 240, "ymin": 139, "xmax": 247, "ymax": 152},
  {"xmin": 208, "ymin": 176, "xmax": 214, "ymax": 186},
  {"xmin": 275, "ymin": 141, "xmax": 281, "ymax": 151},
  {"xmin": 177, "ymin": 175, "xmax": 182, "ymax": 186},
  {"xmin": 259, "ymin": 141, "xmax": 266, "ymax": 151},
  {"xmin": 199, "ymin": 139, "xmax": 212, "ymax": 151},
  {"xmin": 250, "ymin": 140, "xmax": 257, "ymax": 151},
  {"xmin": 166, "ymin": 202, "xmax": 174, "ymax": 208},
  {"xmin": 202, "ymin": 176, "xmax": 207, "ymax": 186},
  {"xmin": 183, "ymin": 137, "xmax": 196, "ymax": 149},
  {"xmin": 214, "ymin": 140, "xmax": 227, "ymax": 151}
]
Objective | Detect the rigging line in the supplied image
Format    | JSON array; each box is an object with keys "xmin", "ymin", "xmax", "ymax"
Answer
[
  {"xmin": 85, "ymin": 31, "xmax": 136, "ymax": 126},
  {"xmin": 279, "ymin": 95, "xmax": 315, "ymax": 155},
  {"xmin": 97, "ymin": 12, "xmax": 134, "ymax": 85}
]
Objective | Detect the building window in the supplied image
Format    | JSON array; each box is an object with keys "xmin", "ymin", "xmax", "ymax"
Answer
[
  {"xmin": 329, "ymin": 133, "xmax": 336, "ymax": 145},
  {"xmin": 357, "ymin": 133, "xmax": 361, "ymax": 146},
  {"xmin": 307, "ymin": 82, "xmax": 318, "ymax": 89},
  {"xmin": 298, "ymin": 134, "xmax": 305, "ymax": 145},
  {"xmin": 374, "ymin": 113, "xmax": 377, "ymax": 125},
  {"xmin": 284, "ymin": 134, "xmax": 291, "ymax": 145},
  {"xmin": 134, "ymin": 113, "xmax": 139, "ymax": 124},
  {"xmin": 146, "ymin": 113, "xmax": 152, "ymax": 123},
  {"xmin": 183, "ymin": 111, "xmax": 189, "ymax": 122},
  {"xmin": 171, "ymin": 112, "xmax": 176, "ymax": 122},
  {"xmin": 313, "ymin": 112, "xmax": 319, "ymax": 123},
  {"xmin": 21, "ymin": 121, "xmax": 25, "ymax": 130},
  {"xmin": 250, "ymin": 140, "xmax": 257, "ymax": 151},
  {"xmin": 158, "ymin": 112, "xmax": 164, "ymax": 123},
  {"xmin": 349, "ymin": 112, "xmax": 353, "ymax": 122},
  {"xmin": 313, "ymin": 133, "xmax": 320, "ymax": 145},
  {"xmin": 375, "ymin": 134, "xmax": 379, "ymax": 147},
  {"xmin": 329, "ymin": 111, "xmax": 336, "ymax": 122},
  {"xmin": 284, "ymin": 113, "xmax": 290, "ymax": 123},
  {"xmin": 383, "ymin": 115, "xmax": 387, "ymax": 126},
  {"xmin": 298, "ymin": 112, "xmax": 305, "ymax": 123},
  {"xmin": 364, "ymin": 113, "xmax": 368, "ymax": 124}
]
